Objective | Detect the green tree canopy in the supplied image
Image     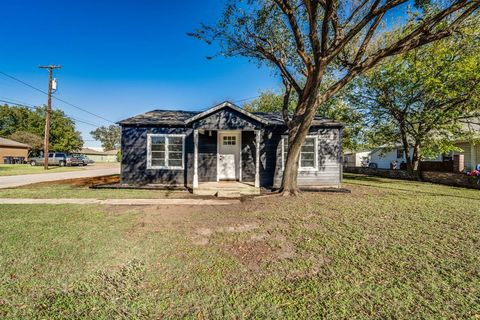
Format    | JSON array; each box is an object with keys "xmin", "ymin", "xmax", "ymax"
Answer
[
  {"xmin": 8, "ymin": 131, "xmax": 43, "ymax": 151},
  {"xmin": 0, "ymin": 104, "xmax": 83, "ymax": 152},
  {"xmin": 90, "ymin": 125, "xmax": 120, "ymax": 151},
  {"xmin": 244, "ymin": 90, "xmax": 297, "ymax": 113},
  {"xmin": 349, "ymin": 25, "xmax": 480, "ymax": 174},
  {"xmin": 244, "ymin": 89, "xmax": 364, "ymax": 151}
]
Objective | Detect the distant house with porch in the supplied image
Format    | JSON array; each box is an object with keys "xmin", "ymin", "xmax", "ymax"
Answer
[{"xmin": 118, "ymin": 101, "xmax": 343, "ymax": 193}]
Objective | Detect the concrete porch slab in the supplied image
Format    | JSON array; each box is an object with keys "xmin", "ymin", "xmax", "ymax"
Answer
[{"xmin": 193, "ymin": 181, "xmax": 260, "ymax": 197}]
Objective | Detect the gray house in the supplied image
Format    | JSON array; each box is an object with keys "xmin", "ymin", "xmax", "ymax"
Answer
[{"xmin": 118, "ymin": 101, "xmax": 342, "ymax": 194}]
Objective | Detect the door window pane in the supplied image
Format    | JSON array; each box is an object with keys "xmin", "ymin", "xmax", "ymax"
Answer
[{"xmin": 223, "ymin": 136, "xmax": 236, "ymax": 145}]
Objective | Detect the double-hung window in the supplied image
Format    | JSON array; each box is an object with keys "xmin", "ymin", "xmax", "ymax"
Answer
[
  {"xmin": 147, "ymin": 134, "xmax": 185, "ymax": 169},
  {"xmin": 282, "ymin": 136, "xmax": 318, "ymax": 171}
]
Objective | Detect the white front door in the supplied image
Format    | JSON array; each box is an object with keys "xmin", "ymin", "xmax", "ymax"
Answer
[{"xmin": 218, "ymin": 131, "xmax": 241, "ymax": 180}]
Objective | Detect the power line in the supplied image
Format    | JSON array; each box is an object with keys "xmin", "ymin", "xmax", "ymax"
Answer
[
  {"xmin": 0, "ymin": 98, "xmax": 103, "ymax": 128},
  {"xmin": 234, "ymin": 95, "xmax": 261, "ymax": 103},
  {"xmin": 0, "ymin": 70, "xmax": 116, "ymax": 124},
  {"xmin": 0, "ymin": 70, "xmax": 264, "ymax": 121}
]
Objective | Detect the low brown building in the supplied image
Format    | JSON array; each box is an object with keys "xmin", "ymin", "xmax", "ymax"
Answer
[{"xmin": 0, "ymin": 137, "xmax": 30, "ymax": 163}]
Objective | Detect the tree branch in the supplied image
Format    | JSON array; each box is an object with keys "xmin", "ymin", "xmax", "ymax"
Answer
[
  {"xmin": 281, "ymin": 79, "xmax": 293, "ymax": 126},
  {"xmin": 353, "ymin": 11, "xmax": 385, "ymax": 65},
  {"xmin": 273, "ymin": 0, "xmax": 312, "ymax": 70},
  {"xmin": 304, "ymin": 0, "xmax": 321, "ymax": 62},
  {"xmin": 320, "ymin": 0, "xmax": 334, "ymax": 55}
]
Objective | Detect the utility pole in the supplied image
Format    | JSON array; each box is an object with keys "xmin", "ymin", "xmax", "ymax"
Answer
[{"xmin": 39, "ymin": 65, "xmax": 61, "ymax": 170}]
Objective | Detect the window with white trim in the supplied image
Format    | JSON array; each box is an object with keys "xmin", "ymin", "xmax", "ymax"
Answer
[
  {"xmin": 282, "ymin": 136, "xmax": 318, "ymax": 171},
  {"xmin": 148, "ymin": 134, "xmax": 185, "ymax": 169}
]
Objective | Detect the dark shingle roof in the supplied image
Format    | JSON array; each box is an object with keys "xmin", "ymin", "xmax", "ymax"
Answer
[
  {"xmin": 119, "ymin": 110, "xmax": 199, "ymax": 125},
  {"xmin": 251, "ymin": 112, "xmax": 340, "ymax": 127},
  {"xmin": 118, "ymin": 102, "xmax": 342, "ymax": 127}
]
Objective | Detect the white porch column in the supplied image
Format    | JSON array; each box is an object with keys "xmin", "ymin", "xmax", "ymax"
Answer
[
  {"xmin": 193, "ymin": 129, "xmax": 199, "ymax": 189},
  {"xmin": 255, "ymin": 130, "xmax": 261, "ymax": 188},
  {"xmin": 471, "ymin": 143, "xmax": 477, "ymax": 170}
]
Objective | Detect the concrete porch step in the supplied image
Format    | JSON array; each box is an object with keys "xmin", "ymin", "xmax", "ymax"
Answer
[{"xmin": 193, "ymin": 181, "xmax": 260, "ymax": 197}]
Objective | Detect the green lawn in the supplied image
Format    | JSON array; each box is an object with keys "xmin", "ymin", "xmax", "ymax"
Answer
[
  {"xmin": 0, "ymin": 174, "xmax": 479, "ymax": 319},
  {"xmin": 0, "ymin": 183, "xmax": 188, "ymax": 199},
  {"xmin": 0, "ymin": 164, "xmax": 82, "ymax": 176}
]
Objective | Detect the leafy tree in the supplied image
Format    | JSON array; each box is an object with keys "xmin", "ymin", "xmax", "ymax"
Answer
[
  {"xmin": 0, "ymin": 104, "xmax": 83, "ymax": 152},
  {"xmin": 190, "ymin": 0, "xmax": 479, "ymax": 195},
  {"xmin": 349, "ymin": 28, "xmax": 480, "ymax": 177},
  {"xmin": 317, "ymin": 98, "xmax": 366, "ymax": 152},
  {"xmin": 90, "ymin": 125, "xmax": 120, "ymax": 151},
  {"xmin": 244, "ymin": 90, "xmax": 297, "ymax": 113},
  {"xmin": 244, "ymin": 89, "xmax": 365, "ymax": 151},
  {"xmin": 8, "ymin": 131, "xmax": 43, "ymax": 151}
]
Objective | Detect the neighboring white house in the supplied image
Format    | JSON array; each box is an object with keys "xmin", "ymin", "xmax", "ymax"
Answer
[
  {"xmin": 370, "ymin": 144, "xmax": 454, "ymax": 169},
  {"xmin": 343, "ymin": 150, "xmax": 371, "ymax": 167},
  {"xmin": 369, "ymin": 146, "xmax": 406, "ymax": 169},
  {"xmin": 345, "ymin": 119, "xmax": 479, "ymax": 170},
  {"xmin": 366, "ymin": 143, "xmax": 478, "ymax": 170},
  {"xmin": 452, "ymin": 142, "xmax": 479, "ymax": 170}
]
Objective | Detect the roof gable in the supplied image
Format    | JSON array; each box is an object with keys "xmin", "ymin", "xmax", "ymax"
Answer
[{"xmin": 185, "ymin": 101, "xmax": 268, "ymax": 125}]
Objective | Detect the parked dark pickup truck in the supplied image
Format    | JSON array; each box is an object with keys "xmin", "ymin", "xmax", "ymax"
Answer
[
  {"xmin": 73, "ymin": 155, "xmax": 95, "ymax": 166},
  {"xmin": 28, "ymin": 152, "xmax": 83, "ymax": 167}
]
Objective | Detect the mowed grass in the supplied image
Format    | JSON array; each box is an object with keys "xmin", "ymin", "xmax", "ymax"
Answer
[
  {"xmin": 0, "ymin": 183, "xmax": 189, "ymax": 199},
  {"xmin": 0, "ymin": 164, "xmax": 82, "ymax": 176},
  {"xmin": 1, "ymin": 174, "xmax": 479, "ymax": 319}
]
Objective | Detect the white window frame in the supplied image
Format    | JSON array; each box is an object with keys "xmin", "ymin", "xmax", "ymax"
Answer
[
  {"xmin": 282, "ymin": 135, "xmax": 318, "ymax": 171},
  {"xmin": 147, "ymin": 133, "xmax": 185, "ymax": 170}
]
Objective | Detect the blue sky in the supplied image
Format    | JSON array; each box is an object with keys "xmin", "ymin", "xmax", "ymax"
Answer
[{"xmin": 0, "ymin": 0, "xmax": 279, "ymax": 147}]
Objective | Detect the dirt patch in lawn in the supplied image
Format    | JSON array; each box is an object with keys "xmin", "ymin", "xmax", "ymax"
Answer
[
  {"xmin": 111, "ymin": 197, "xmax": 303, "ymax": 268},
  {"xmin": 23, "ymin": 174, "xmax": 120, "ymax": 187},
  {"xmin": 122, "ymin": 200, "xmax": 262, "ymax": 236}
]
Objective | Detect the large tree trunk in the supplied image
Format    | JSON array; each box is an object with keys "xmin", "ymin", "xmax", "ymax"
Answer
[
  {"xmin": 399, "ymin": 125, "xmax": 414, "ymax": 174},
  {"xmin": 281, "ymin": 134, "xmax": 301, "ymax": 196},
  {"xmin": 280, "ymin": 99, "xmax": 319, "ymax": 196},
  {"xmin": 411, "ymin": 144, "xmax": 422, "ymax": 181}
]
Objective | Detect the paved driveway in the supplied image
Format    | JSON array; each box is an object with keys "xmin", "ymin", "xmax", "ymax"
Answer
[{"xmin": 0, "ymin": 165, "xmax": 120, "ymax": 189}]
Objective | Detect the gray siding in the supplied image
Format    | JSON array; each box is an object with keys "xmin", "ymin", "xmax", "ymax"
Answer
[
  {"xmin": 197, "ymin": 130, "xmax": 217, "ymax": 182},
  {"xmin": 121, "ymin": 126, "xmax": 193, "ymax": 185},
  {"xmin": 272, "ymin": 127, "xmax": 342, "ymax": 188},
  {"xmin": 241, "ymin": 131, "xmax": 256, "ymax": 182},
  {"xmin": 261, "ymin": 128, "xmax": 284, "ymax": 187}
]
